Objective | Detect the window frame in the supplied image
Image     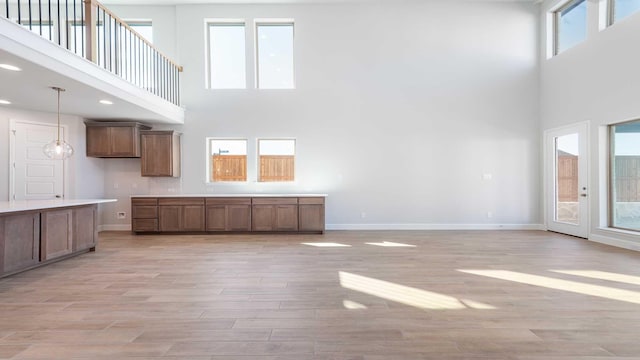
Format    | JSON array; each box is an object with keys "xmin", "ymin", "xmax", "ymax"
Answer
[
  {"xmin": 607, "ymin": 0, "xmax": 640, "ymax": 25},
  {"xmin": 608, "ymin": 119, "xmax": 640, "ymax": 232},
  {"xmin": 206, "ymin": 137, "xmax": 249, "ymax": 183},
  {"xmin": 254, "ymin": 19, "xmax": 295, "ymax": 89},
  {"xmin": 553, "ymin": 0, "xmax": 588, "ymax": 56},
  {"xmin": 257, "ymin": 138, "xmax": 296, "ymax": 183},
  {"xmin": 204, "ymin": 19, "xmax": 247, "ymax": 90}
]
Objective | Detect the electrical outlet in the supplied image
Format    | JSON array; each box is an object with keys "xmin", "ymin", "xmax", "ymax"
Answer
[
  {"xmin": 361, "ymin": 212, "xmax": 367, "ymax": 219},
  {"xmin": 116, "ymin": 212, "xmax": 126, "ymax": 219},
  {"xmin": 487, "ymin": 211, "xmax": 493, "ymax": 218}
]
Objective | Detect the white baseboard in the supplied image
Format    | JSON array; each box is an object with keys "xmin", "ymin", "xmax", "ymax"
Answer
[
  {"xmin": 326, "ymin": 223, "xmax": 545, "ymax": 231},
  {"xmin": 99, "ymin": 224, "xmax": 131, "ymax": 232},
  {"xmin": 589, "ymin": 233, "xmax": 640, "ymax": 252}
]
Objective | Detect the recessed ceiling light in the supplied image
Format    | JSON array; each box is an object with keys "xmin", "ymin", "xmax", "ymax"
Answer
[
  {"xmin": 0, "ymin": 99, "xmax": 11, "ymax": 105},
  {"xmin": 99, "ymin": 100, "xmax": 113, "ymax": 105},
  {"xmin": 0, "ymin": 64, "xmax": 22, "ymax": 71}
]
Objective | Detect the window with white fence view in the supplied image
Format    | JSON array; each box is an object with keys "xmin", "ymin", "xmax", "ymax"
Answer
[
  {"xmin": 258, "ymin": 139, "xmax": 295, "ymax": 182},
  {"xmin": 256, "ymin": 22, "xmax": 294, "ymax": 89},
  {"xmin": 610, "ymin": 120, "xmax": 640, "ymax": 231},
  {"xmin": 209, "ymin": 139, "xmax": 247, "ymax": 182}
]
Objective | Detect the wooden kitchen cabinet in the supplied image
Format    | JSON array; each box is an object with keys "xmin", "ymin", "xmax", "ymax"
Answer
[
  {"xmin": 131, "ymin": 198, "xmax": 159, "ymax": 232},
  {"xmin": 252, "ymin": 198, "xmax": 298, "ymax": 232},
  {"xmin": 158, "ymin": 198, "xmax": 205, "ymax": 232},
  {"xmin": 73, "ymin": 205, "xmax": 98, "ymax": 251},
  {"xmin": 298, "ymin": 197, "xmax": 325, "ymax": 233},
  {"xmin": 85, "ymin": 121, "xmax": 151, "ymax": 158},
  {"xmin": 206, "ymin": 198, "xmax": 252, "ymax": 232},
  {"xmin": 0, "ymin": 213, "xmax": 40, "ymax": 275},
  {"xmin": 41, "ymin": 209, "xmax": 73, "ymax": 261},
  {"xmin": 141, "ymin": 130, "xmax": 181, "ymax": 177}
]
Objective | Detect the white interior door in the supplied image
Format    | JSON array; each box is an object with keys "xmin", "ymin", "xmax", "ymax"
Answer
[
  {"xmin": 545, "ymin": 122, "xmax": 589, "ymax": 238},
  {"xmin": 10, "ymin": 121, "xmax": 65, "ymax": 200}
]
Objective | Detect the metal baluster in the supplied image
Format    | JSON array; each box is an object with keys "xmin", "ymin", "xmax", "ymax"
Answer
[
  {"xmin": 17, "ymin": 0, "xmax": 21, "ymax": 24},
  {"xmin": 47, "ymin": 0, "xmax": 51, "ymax": 39},
  {"xmin": 56, "ymin": 0, "xmax": 60, "ymax": 45},
  {"xmin": 65, "ymin": 0, "xmax": 68, "ymax": 49},
  {"xmin": 38, "ymin": 0, "xmax": 41, "ymax": 36},
  {"xmin": 28, "ymin": 0, "xmax": 32, "ymax": 30}
]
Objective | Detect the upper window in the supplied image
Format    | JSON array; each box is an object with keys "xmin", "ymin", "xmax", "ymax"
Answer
[
  {"xmin": 610, "ymin": 0, "xmax": 640, "ymax": 23},
  {"xmin": 207, "ymin": 22, "xmax": 246, "ymax": 89},
  {"xmin": 554, "ymin": 0, "xmax": 587, "ymax": 55},
  {"xmin": 258, "ymin": 139, "xmax": 295, "ymax": 182},
  {"xmin": 127, "ymin": 21, "xmax": 153, "ymax": 43},
  {"xmin": 208, "ymin": 139, "xmax": 248, "ymax": 182},
  {"xmin": 610, "ymin": 120, "xmax": 640, "ymax": 232},
  {"xmin": 256, "ymin": 21, "xmax": 294, "ymax": 89}
]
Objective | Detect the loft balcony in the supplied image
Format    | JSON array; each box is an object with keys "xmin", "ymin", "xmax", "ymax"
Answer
[{"xmin": 0, "ymin": 0, "xmax": 184, "ymax": 124}]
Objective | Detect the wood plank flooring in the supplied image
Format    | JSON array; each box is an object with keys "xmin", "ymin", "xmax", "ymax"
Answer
[{"xmin": 0, "ymin": 230, "xmax": 639, "ymax": 359}]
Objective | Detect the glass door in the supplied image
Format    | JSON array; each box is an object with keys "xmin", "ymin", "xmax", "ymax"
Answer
[{"xmin": 545, "ymin": 123, "xmax": 589, "ymax": 238}]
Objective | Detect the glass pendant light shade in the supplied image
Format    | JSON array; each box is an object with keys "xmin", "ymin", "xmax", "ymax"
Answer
[
  {"xmin": 43, "ymin": 139, "xmax": 74, "ymax": 159},
  {"xmin": 43, "ymin": 86, "xmax": 74, "ymax": 160}
]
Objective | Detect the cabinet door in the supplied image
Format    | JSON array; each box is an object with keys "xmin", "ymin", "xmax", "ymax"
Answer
[
  {"xmin": 110, "ymin": 127, "xmax": 137, "ymax": 157},
  {"xmin": 299, "ymin": 205, "xmax": 325, "ymax": 232},
  {"xmin": 86, "ymin": 126, "xmax": 110, "ymax": 157},
  {"xmin": 206, "ymin": 205, "xmax": 226, "ymax": 231},
  {"xmin": 274, "ymin": 205, "xmax": 298, "ymax": 231},
  {"xmin": 159, "ymin": 206, "xmax": 182, "ymax": 231},
  {"xmin": 182, "ymin": 206, "xmax": 205, "ymax": 231},
  {"xmin": 41, "ymin": 209, "xmax": 73, "ymax": 261},
  {"xmin": 141, "ymin": 134, "xmax": 173, "ymax": 176},
  {"xmin": 74, "ymin": 205, "xmax": 97, "ymax": 251},
  {"xmin": 132, "ymin": 219, "xmax": 158, "ymax": 232},
  {"xmin": 1, "ymin": 213, "xmax": 40, "ymax": 274},
  {"xmin": 227, "ymin": 205, "xmax": 251, "ymax": 231},
  {"xmin": 252, "ymin": 205, "xmax": 274, "ymax": 231}
]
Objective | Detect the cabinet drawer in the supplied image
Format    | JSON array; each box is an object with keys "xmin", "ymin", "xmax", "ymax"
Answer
[
  {"xmin": 132, "ymin": 206, "xmax": 157, "ymax": 219},
  {"xmin": 206, "ymin": 197, "xmax": 252, "ymax": 205},
  {"xmin": 252, "ymin": 197, "xmax": 298, "ymax": 205},
  {"xmin": 132, "ymin": 198, "xmax": 158, "ymax": 206},
  {"xmin": 158, "ymin": 198, "xmax": 205, "ymax": 206},
  {"xmin": 132, "ymin": 219, "xmax": 158, "ymax": 232},
  {"xmin": 298, "ymin": 197, "xmax": 325, "ymax": 205}
]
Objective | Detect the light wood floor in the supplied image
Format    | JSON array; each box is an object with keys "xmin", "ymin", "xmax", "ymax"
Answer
[{"xmin": 1, "ymin": 230, "xmax": 640, "ymax": 359}]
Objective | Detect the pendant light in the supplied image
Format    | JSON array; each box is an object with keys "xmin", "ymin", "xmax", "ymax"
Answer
[{"xmin": 43, "ymin": 87, "xmax": 74, "ymax": 159}]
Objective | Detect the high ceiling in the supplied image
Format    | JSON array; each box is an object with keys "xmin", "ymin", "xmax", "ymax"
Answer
[{"xmin": 102, "ymin": 0, "xmax": 533, "ymax": 4}]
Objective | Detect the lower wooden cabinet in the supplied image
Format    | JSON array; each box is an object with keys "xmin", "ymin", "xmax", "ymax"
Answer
[
  {"xmin": 74, "ymin": 205, "xmax": 97, "ymax": 251},
  {"xmin": 0, "ymin": 213, "xmax": 40, "ymax": 274},
  {"xmin": 158, "ymin": 198, "xmax": 205, "ymax": 232},
  {"xmin": 251, "ymin": 198, "xmax": 298, "ymax": 232},
  {"xmin": 206, "ymin": 198, "xmax": 251, "ymax": 232},
  {"xmin": 132, "ymin": 196, "xmax": 324, "ymax": 234},
  {"xmin": 0, "ymin": 205, "xmax": 101, "ymax": 278},
  {"xmin": 41, "ymin": 209, "xmax": 73, "ymax": 261}
]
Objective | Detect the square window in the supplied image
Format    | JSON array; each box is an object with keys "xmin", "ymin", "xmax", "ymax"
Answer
[
  {"xmin": 258, "ymin": 139, "xmax": 295, "ymax": 182},
  {"xmin": 207, "ymin": 22, "xmax": 246, "ymax": 89},
  {"xmin": 554, "ymin": 0, "xmax": 587, "ymax": 55},
  {"xmin": 208, "ymin": 139, "xmax": 248, "ymax": 182},
  {"xmin": 256, "ymin": 22, "xmax": 294, "ymax": 89}
]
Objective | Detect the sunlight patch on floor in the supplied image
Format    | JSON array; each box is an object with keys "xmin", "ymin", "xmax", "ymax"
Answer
[
  {"xmin": 302, "ymin": 242, "xmax": 352, "ymax": 247},
  {"xmin": 339, "ymin": 271, "xmax": 495, "ymax": 310},
  {"xmin": 459, "ymin": 269, "xmax": 640, "ymax": 305},
  {"xmin": 343, "ymin": 300, "xmax": 368, "ymax": 309},
  {"xmin": 550, "ymin": 270, "xmax": 640, "ymax": 286},
  {"xmin": 365, "ymin": 241, "xmax": 416, "ymax": 247}
]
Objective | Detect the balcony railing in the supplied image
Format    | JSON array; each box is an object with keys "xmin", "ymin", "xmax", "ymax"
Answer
[{"xmin": 2, "ymin": 0, "xmax": 182, "ymax": 106}]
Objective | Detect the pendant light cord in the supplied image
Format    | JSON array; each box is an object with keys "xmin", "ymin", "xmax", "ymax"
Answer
[{"xmin": 56, "ymin": 88, "xmax": 60, "ymax": 143}]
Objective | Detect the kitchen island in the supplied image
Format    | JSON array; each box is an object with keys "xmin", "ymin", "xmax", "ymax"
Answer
[
  {"xmin": 0, "ymin": 199, "xmax": 116, "ymax": 278},
  {"xmin": 131, "ymin": 194, "xmax": 326, "ymax": 234}
]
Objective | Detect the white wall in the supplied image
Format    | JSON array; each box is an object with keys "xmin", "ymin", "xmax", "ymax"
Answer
[
  {"xmin": 0, "ymin": 107, "xmax": 105, "ymax": 201},
  {"xmin": 104, "ymin": 1, "xmax": 541, "ymax": 229},
  {"xmin": 540, "ymin": 0, "xmax": 640, "ymax": 248}
]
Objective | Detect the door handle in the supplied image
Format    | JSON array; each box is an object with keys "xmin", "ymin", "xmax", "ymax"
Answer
[{"xmin": 580, "ymin": 193, "xmax": 587, "ymax": 197}]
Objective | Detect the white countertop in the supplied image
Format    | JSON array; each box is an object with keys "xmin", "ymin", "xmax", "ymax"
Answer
[
  {"xmin": 0, "ymin": 199, "xmax": 117, "ymax": 214},
  {"xmin": 131, "ymin": 194, "xmax": 328, "ymax": 198}
]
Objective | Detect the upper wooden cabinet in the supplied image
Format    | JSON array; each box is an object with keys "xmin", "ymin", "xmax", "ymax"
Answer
[
  {"xmin": 85, "ymin": 121, "xmax": 151, "ymax": 158},
  {"xmin": 141, "ymin": 130, "xmax": 181, "ymax": 177}
]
